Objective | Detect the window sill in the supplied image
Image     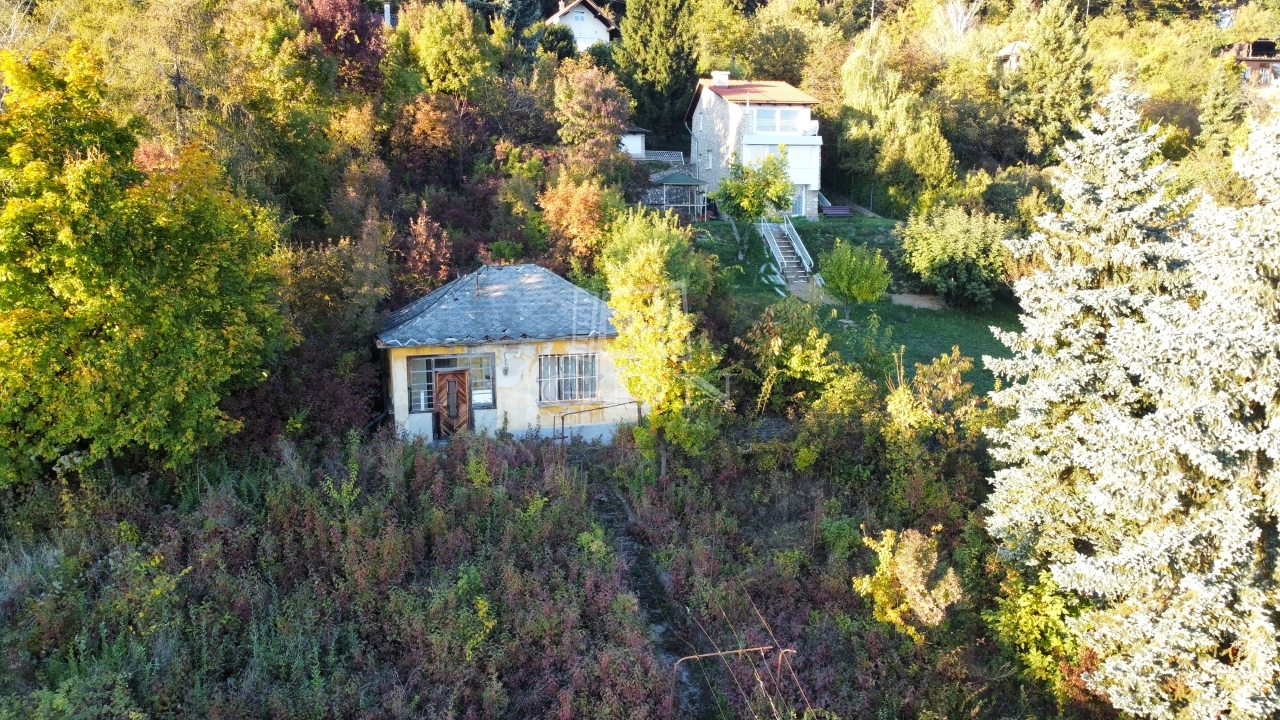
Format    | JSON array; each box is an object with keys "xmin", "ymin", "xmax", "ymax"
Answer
[
  {"xmin": 537, "ymin": 399, "xmax": 604, "ymax": 407},
  {"xmin": 409, "ymin": 406, "xmax": 495, "ymax": 414}
]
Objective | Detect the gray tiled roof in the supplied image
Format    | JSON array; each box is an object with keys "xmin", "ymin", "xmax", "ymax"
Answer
[{"xmin": 377, "ymin": 264, "xmax": 617, "ymax": 348}]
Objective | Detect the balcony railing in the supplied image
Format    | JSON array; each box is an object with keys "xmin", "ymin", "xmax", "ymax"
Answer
[{"xmin": 749, "ymin": 117, "xmax": 817, "ymax": 135}]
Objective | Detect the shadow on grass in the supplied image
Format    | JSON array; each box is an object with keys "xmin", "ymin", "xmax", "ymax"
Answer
[{"xmin": 824, "ymin": 296, "xmax": 1022, "ymax": 396}]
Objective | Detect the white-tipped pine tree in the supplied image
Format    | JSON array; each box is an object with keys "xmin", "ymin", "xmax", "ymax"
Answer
[{"xmin": 985, "ymin": 82, "xmax": 1280, "ymax": 718}]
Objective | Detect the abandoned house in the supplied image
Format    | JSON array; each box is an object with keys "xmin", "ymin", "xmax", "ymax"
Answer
[
  {"xmin": 686, "ymin": 71, "xmax": 822, "ymax": 218},
  {"xmin": 544, "ymin": 0, "xmax": 616, "ymax": 51},
  {"xmin": 376, "ymin": 264, "xmax": 638, "ymax": 442}
]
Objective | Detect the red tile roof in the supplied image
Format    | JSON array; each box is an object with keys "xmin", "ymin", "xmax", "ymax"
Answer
[{"xmin": 700, "ymin": 79, "xmax": 818, "ymax": 105}]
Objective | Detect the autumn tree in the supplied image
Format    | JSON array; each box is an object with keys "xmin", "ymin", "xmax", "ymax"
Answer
[
  {"xmin": 1002, "ymin": 0, "xmax": 1092, "ymax": 159},
  {"xmin": 602, "ymin": 210, "xmax": 721, "ymax": 475},
  {"xmin": 0, "ymin": 48, "xmax": 286, "ymax": 484},
  {"xmin": 47, "ymin": 0, "xmax": 340, "ymax": 230},
  {"xmin": 390, "ymin": 93, "xmax": 477, "ymax": 189},
  {"xmin": 554, "ymin": 55, "xmax": 633, "ymax": 154},
  {"xmin": 407, "ymin": 0, "xmax": 501, "ymax": 100},
  {"xmin": 300, "ymin": 0, "xmax": 386, "ymax": 89},
  {"xmin": 711, "ymin": 151, "xmax": 795, "ymax": 224},
  {"xmin": 540, "ymin": 174, "xmax": 626, "ymax": 273}
]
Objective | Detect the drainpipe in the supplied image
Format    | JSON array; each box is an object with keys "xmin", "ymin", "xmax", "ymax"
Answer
[{"xmin": 684, "ymin": 121, "xmax": 696, "ymax": 177}]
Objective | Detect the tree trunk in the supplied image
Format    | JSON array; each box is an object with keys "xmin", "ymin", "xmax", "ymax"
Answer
[{"xmin": 656, "ymin": 425, "xmax": 668, "ymax": 480}]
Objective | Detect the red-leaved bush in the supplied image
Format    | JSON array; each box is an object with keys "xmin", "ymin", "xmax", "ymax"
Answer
[{"xmin": 299, "ymin": 0, "xmax": 386, "ymax": 89}]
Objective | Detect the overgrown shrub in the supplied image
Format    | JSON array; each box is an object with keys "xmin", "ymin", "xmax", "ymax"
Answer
[
  {"xmin": 0, "ymin": 434, "xmax": 671, "ymax": 718},
  {"xmin": 899, "ymin": 205, "xmax": 1010, "ymax": 308},
  {"xmin": 819, "ymin": 239, "xmax": 891, "ymax": 316}
]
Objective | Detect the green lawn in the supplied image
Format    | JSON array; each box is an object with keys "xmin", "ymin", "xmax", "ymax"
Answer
[
  {"xmin": 691, "ymin": 218, "xmax": 1022, "ymax": 395},
  {"xmin": 823, "ymin": 298, "xmax": 1021, "ymax": 395}
]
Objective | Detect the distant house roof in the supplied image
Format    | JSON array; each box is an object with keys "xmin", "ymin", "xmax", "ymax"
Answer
[
  {"xmin": 996, "ymin": 40, "xmax": 1028, "ymax": 57},
  {"xmin": 377, "ymin": 264, "xmax": 616, "ymax": 348},
  {"xmin": 624, "ymin": 125, "xmax": 651, "ymax": 134},
  {"xmin": 1225, "ymin": 38, "xmax": 1279, "ymax": 60},
  {"xmin": 545, "ymin": 0, "xmax": 617, "ymax": 31},
  {"xmin": 685, "ymin": 78, "xmax": 818, "ymax": 122}
]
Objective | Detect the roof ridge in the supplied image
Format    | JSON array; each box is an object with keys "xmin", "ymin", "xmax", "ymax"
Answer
[{"xmin": 377, "ymin": 262, "xmax": 617, "ymax": 348}]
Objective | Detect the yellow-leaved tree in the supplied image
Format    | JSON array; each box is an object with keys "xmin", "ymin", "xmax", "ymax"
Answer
[
  {"xmin": 601, "ymin": 210, "xmax": 722, "ymax": 477},
  {"xmin": 0, "ymin": 47, "xmax": 287, "ymax": 485}
]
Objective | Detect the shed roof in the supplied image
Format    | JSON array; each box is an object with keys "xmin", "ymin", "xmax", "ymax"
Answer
[
  {"xmin": 377, "ymin": 264, "xmax": 616, "ymax": 348},
  {"xmin": 685, "ymin": 78, "xmax": 818, "ymax": 122}
]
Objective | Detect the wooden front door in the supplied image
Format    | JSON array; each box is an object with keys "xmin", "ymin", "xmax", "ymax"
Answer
[{"xmin": 436, "ymin": 369, "xmax": 470, "ymax": 437}]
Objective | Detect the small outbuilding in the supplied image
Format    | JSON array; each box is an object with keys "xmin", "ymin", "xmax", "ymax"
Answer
[
  {"xmin": 376, "ymin": 264, "xmax": 639, "ymax": 442},
  {"xmin": 643, "ymin": 171, "xmax": 707, "ymax": 221},
  {"xmin": 620, "ymin": 126, "xmax": 649, "ymax": 158}
]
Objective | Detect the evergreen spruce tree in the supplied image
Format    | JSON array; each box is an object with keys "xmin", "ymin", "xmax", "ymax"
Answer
[
  {"xmin": 496, "ymin": 0, "xmax": 543, "ymax": 35},
  {"xmin": 614, "ymin": 0, "xmax": 697, "ymax": 139},
  {"xmin": 1197, "ymin": 59, "xmax": 1241, "ymax": 156},
  {"xmin": 985, "ymin": 83, "xmax": 1280, "ymax": 718},
  {"xmin": 1003, "ymin": 0, "xmax": 1092, "ymax": 159}
]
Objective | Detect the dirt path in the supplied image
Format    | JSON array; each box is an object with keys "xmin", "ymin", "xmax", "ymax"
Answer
[
  {"xmin": 889, "ymin": 293, "xmax": 945, "ymax": 310},
  {"xmin": 590, "ymin": 486, "xmax": 722, "ymax": 719}
]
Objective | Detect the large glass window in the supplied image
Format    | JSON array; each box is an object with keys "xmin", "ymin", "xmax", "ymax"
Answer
[
  {"xmin": 538, "ymin": 354, "xmax": 599, "ymax": 402},
  {"xmin": 408, "ymin": 354, "xmax": 495, "ymax": 413},
  {"xmin": 754, "ymin": 107, "xmax": 777, "ymax": 132},
  {"xmin": 779, "ymin": 109, "xmax": 800, "ymax": 132}
]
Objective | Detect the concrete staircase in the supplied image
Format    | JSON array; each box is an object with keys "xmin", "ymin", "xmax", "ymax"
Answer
[{"xmin": 760, "ymin": 221, "xmax": 810, "ymax": 284}]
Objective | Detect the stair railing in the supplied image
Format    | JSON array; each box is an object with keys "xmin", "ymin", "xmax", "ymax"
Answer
[
  {"xmin": 781, "ymin": 215, "xmax": 813, "ymax": 275},
  {"xmin": 759, "ymin": 217, "xmax": 790, "ymax": 280}
]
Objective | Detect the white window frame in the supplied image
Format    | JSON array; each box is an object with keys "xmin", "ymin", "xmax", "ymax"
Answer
[
  {"xmin": 705, "ymin": 150, "xmax": 713, "ymax": 170},
  {"xmin": 754, "ymin": 107, "xmax": 777, "ymax": 132},
  {"xmin": 779, "ymin": 108, "xmax": 799, "ymax": 132},
  {"xmin": 408, "ymin": 354, "xmax": 496, "ymax": 413},
  {"xmin": 538, "ymin": 354, "xmax": 599, "ymax": 403},
  {"xmin": 573, "ymin": 9, "xmax": 585, "ymax": 21}
]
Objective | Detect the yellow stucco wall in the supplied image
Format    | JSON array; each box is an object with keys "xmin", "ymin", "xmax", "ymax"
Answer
[{"xmin": 386, "ymin": 337, "xmax": 639, "ymax": 442}]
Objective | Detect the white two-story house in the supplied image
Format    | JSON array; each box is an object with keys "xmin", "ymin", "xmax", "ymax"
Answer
[
  {"xmin": 687, "ymin": 72, "xmax": 822, "ymax": 219},
  {"xmin": 544, "ymin": 0, "xmax": 617, "ymax": 52}
]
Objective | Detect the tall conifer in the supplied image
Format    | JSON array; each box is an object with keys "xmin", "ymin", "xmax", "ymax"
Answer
[
  {"xmin": 1197, "ymin": 60, "xmax": 1241, "ymax": 156},
  {"xmin": 986, "ymin": 83, "xmax": 1280, "ymax": 718},
  {"xmin": 1003, "ymin": 0, "xmax": 1092, "ymax": 159},
  {"xmin": 615, "ymin": 0, "xmax": 697, "ymax": 139}
]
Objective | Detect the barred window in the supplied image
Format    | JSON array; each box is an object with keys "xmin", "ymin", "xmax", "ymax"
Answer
[
  {"xmin": 408, "ymin": 354, "xmax": 496, "ymax": 413},
  {"xmin": 538, "ymin": 354, "xmax": 599, "ymax": 402}
]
